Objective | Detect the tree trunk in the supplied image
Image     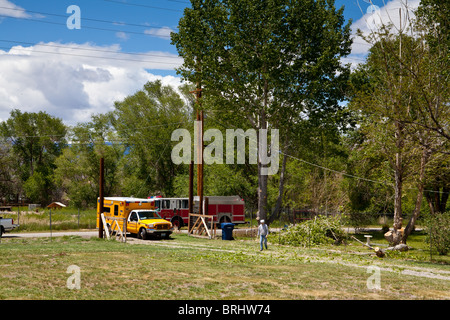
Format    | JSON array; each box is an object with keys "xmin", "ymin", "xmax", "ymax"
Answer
[
  {"xmin": 440, "ymin": 186, "xmax": 449, "ymax": 213},
  {"xmin": 387, "ymin": 120, "xmax": 405, "ymax": 246},
  {"xmin": 267, "ymin": 149, "xmax": 288, "ymax": 225},
  {"xmin": 257, "ymin": 163, "xmax": 268, "ymax": 221},
  {"xmin": 426, "ymin": 183, "xmax": 449, "ymax": 214},
  {"xmin": 402, "ymin": 147, "xmax": 430, "ymax": 243},
  {"xmin": 425, "ymin": 191, "xmax": 436, "ymax": 215},
  {"xmin": 390, "ymin": 167, "xmax": 403, "ymax": 245},
  {"xmin": 257, "ymin": 108, "xmax": 268, "ymax": 222}
]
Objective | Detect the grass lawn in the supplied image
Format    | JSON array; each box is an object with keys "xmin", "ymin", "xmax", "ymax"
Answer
[{"xmin": 0, "ymin": 232, "xmax": 448, "ymax": 300}]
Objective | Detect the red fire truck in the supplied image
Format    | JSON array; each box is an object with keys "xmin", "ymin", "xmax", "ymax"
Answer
[{"xmin": 149, "ymin": 195, "xmax": 246, "ymax": 229}]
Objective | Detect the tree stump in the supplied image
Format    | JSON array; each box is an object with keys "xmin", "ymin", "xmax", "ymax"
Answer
[{"xmin": 384, "ymin": 228, "xmax": 404, "ymax": 246}]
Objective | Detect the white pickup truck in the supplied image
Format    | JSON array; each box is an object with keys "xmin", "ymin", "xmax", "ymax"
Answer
[{"xmin": 0, "ymin": 217, "xmax": 19, "ymax": 237}]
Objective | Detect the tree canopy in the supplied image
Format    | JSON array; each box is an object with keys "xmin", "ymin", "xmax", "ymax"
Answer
[{"xmin": 171, "ymin": 0, "xmax": 353, "ymax": 220}]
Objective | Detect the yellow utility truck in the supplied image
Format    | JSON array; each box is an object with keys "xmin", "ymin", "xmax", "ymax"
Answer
[{"xmin": 97, "ymin": 197, "xmax": 173, "ymax": 239}]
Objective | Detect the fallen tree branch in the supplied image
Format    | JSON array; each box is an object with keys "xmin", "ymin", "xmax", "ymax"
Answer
[
  {"xmin": 351, "ymin": 235, "xmax": 385, "ymax": 258},
  {"xmin": 351, "ymin": 235, "xmax": 373, "ymax": 249}
]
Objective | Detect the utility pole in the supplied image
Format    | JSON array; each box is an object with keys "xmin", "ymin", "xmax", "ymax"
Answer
[
  {"xmin": 187, "ymin": 58, "xmax": 207, "ymax": 237},
  {"xmin": 197, "ymin": 106, "xmax": 204, "ymax": 215},
  {"xmin": 190, "ymin": 83, "xmax": 203, "ymax": 215},
  {"xmin": 98, "ymin": 157, "xmax": 104, "ymax": 238},
  {"xmin": 188, "ymin": 160, "xmax": 194, "ymax": 214}
]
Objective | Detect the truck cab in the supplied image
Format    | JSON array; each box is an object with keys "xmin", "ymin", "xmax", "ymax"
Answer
[
  {"xmin": 127, "ymin": 210, "xmax": 173, "ymax": 240},
  {"xmin": 0, "ymin": 217, "xmax": 19, "ymax": 237}
]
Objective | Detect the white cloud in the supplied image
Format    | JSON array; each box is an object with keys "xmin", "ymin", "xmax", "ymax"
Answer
[
  {"xmin": 346, "ymin": 0, "xmax": 421, "ymax": 68},
  {"xmin": 0, "ymin": 0, "xmax": 30, "ymax": 18},
  {"xmin": 115, "ymin": 32, "xmax": 129, "ymax": 41},
  {"xmin": 144, "ymin": 27, "xmax": 174, "ymax": 39},
  {"xmin": 0, "ymin": 42, "xmax": 184, "ymax": 126}
]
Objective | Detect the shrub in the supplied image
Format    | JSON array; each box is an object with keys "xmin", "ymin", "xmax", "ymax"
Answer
[
  {"xmin": 269, "ymin": 215, "xmax": 345, "ymax": 246},
  {"xmin": 425, "ymin": 211, "xmax": 450, "ymax": 255}
]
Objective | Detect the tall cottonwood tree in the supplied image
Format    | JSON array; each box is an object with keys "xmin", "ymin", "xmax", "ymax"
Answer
[
  {"xmin": 112, "ymin": 80, "xmax": 191, "ymax": 197},
  {"xmin": 413, "ymin": 0, "xmax": 450, "ymax": 141},
  {"xmin": 350, "ymin": 2, "xmax": 449, "ymax": 245},
  {"xmin": 171, "ymin": 0, "xmax": 352, "ymax": 222}
]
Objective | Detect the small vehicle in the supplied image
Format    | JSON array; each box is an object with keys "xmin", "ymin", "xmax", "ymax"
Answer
[
  {"xmin": 0, "ymin": 217, "xmax": 19, "ymax": 237},
  {"xmin": 97, "ymin": 197, "xmax": 173, "ymax": 240},
  {"xmin": 127, "ymin": 210, "xmax": 173, "ymax": 240}
]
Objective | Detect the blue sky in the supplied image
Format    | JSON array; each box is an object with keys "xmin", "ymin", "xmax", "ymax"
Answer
[{"xmin": 0, "ymin": 0, "xmax": 420, "ymax": 125}]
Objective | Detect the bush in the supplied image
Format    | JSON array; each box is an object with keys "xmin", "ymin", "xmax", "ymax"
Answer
[
  {"xmin": 425, "ymin": 211, "xmax": 450, "ymax": 255},
  {"xmin": 268, "ymin": 215, "xmax": 346, "ymax": 246}
]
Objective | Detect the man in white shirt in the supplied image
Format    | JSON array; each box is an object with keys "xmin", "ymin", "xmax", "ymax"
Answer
[{"xmin": 257, "ymin": 219, "xmax": 269, "ymax": 251}]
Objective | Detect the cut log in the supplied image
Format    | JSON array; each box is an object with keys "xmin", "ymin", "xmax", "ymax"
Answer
[
  {"xmin": 386, "ymin": 244, "xmax": 410, "ymax": 252},
  {"xmin": 374, "ymin": 247, "xmax": 385, "ymax": 258},
  {"xmin": 394, "ymin": 244, "xmax": 409, "ymax": 252},
  {"xmin": 384, "ymin": 231, "xmax": 393, "ymax": 244}
]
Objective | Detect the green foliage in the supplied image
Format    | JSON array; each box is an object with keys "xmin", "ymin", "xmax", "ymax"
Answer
[
  {"xmin": 23, "ymin": 171, "xmax": 48, "ymax": 204},
  {"xmin": 348, "ymin": 4, "xmax": 450, "ymax": 244},
  {"xmin": 111, "ymin": 80, "xmax": 191, "ymax": 197},
  {"xmin": 0, "ymin": 109, "xmax": 67, "ymax": 205},
  {"xmin": 425, "ymin": 212, "xmax": 450, "ymax": 255},
  {"xmin": 54, "ymin": 113, "xmax": 123, "ymax": 208},
  {"xmin": 269, "ymin": 216, "xmax": 345, "ymax": 246},
  {"xmin": 340, "ymin": 212, "xmax": 381, "ymax": 231},
  {"xmin": 171, "ymin": 0, "xmax": 353, "ymax": 220}
]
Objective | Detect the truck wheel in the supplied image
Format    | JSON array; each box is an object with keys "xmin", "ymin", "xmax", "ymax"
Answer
[
  {"xmin": 171, "ymin": 217, "xmax": 183, "ymax": 230},
  {"xmin": 139, "ymin": 228, "xmax": 148, "ymax": 240},
  {"xmin": 0, "ymin": 226, "xmax": 3, "ymax": 238},
  {"xmin": 220, "ymin": 216, "xmax": 231, "ymax": 224}
]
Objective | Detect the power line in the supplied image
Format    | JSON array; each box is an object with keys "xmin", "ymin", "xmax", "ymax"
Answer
[
  {"xmin": 0, "ymin": 7, "xmax": 373, "ymax": 58},
  {"xmin": 0, "ymin": 121, "xmax": 187, "ymax": 140},
  {"xmin": 0, "ymin": 14, "xmax": 172, "ymax": 39},
  {"xmin": 281, "ymin": 152, "xmax": 388, "ymax": 185},
  {"xmin": 1, "ymin": 44, "xmax": 367, "ymax": 67},
  {"xmin": 0, "ymin": 6, "xmax": 179, "ymax": 30},
  {"xmin": 0, "ymin": 45, "xmax": 181, "ymax": 65},
  {"xmin": 167, "ymin": 0, "xmax": 191, "ymax": 4},
  {"xmin": 207, "ymin": 116, "xmax": 449, "ymax": 195},
  {"xmin": 0, "ymin": 6, "xmax": 380, "ymax": 46},
  {"xmin": 0, "ymin": 39, "xmax": 181, "ymax": 61},
  {"xmin": 0, "ymin": 39, "xmax": 367, "ymax": 65},
  {"xmin": 103, "ymin": 0, "xmax": 184, "ymax": 12}
]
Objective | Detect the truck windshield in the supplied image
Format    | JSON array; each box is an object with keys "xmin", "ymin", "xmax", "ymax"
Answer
[{"xmin": 138, "ymin": 211, "xmax": 162, "ymax": 220}]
